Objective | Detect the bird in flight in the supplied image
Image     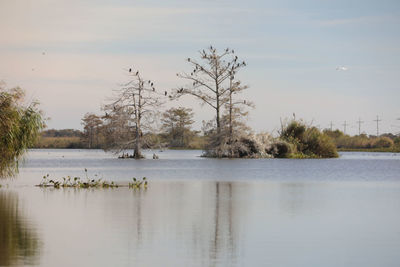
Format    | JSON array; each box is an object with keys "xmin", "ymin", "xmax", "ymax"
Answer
[{"xmin": 336, "ymin": 66, "xmax": 348, "ymax": 71}]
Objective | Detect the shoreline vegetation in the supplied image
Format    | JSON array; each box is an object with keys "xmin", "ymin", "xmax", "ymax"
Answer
[{"xmin": 33, "ymin": 126, "xmax": 400, "ymax": 154}]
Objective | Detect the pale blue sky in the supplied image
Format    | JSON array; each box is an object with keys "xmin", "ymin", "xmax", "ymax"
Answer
[{"xmin": 1, "ymin": 0, "xmax": 399, "ymax": 135}]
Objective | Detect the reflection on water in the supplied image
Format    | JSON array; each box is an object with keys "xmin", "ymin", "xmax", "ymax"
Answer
[
  {"xmin": 0, "ymin": 190, "xmax": 40, "ymax": 266},
  {"xmin": 0, "ymin": 180, "xmax": 396, "ymax": 267}
]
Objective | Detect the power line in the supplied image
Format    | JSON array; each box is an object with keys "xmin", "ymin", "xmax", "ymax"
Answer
[
  {"xmin": 342, "ymin": 121, "xmax": 349, "ymax": 135},
  {"xmin": 373, "ymin": 115, "xmax": 382, "ymax": 136},
  {"xmin": 356, "ymin": 118, "xmax": 364, "ymax": 135}
]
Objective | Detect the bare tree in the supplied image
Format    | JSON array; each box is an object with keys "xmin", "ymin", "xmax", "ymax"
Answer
[
  {"xmin": 172, "ymin": 46, "xmax": 247, "ymax": 134},
  {"xmin": 104, "ymin": 69, "xmax": 164, "ymax": 158}
]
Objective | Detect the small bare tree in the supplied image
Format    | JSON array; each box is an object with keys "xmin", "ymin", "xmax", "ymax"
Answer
[
  {"xmin": 104, "ymin": 69, "xmax": 164, "ymax": 158},
  {"xmin": 172, "ymin": 46, "xmax": 247, "ymax": 134}
]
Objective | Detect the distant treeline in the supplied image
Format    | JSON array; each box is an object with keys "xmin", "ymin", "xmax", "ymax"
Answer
[
  {"xmin": 33, "ymin": 127, "xmax": 400, "ymax": 153},
  {"xmin": 33, "ymin": 109, "xmax": 208, "ymax": 150},
  {"xmin": 41, "ymin": 129, "xmax": 81, "ymax": 138},
  {"xmin": 34, "ymin": 129, "xmax": 83, "ymax": 149},
  {"xmin": 323, "ymin": 130, "xmax": 400, "ymax": 152}
]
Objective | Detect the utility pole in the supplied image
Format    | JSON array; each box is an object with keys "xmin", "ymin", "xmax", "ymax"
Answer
[
  {"xmin": 356, "ymin": 118, "xmax": 364, "ymax": 135},
  {"xmin": 342, "ymin": 121, "xmax": 349, "ymax": 135},
  {"xmin": 330, "ymin": 121, "xmax": 334, "ymax": 131},
  {"xmin": 373, "ymin": 115, "xmax": 382, "ymax": 136}
]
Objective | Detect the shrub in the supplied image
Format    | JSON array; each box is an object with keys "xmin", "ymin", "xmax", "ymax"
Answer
[
  {"xmin": 267, "ymin": 140, "xmax": 294, "ymax": 158},
  {"xmin": 372, "ymin": 137, "xmax": 394, "ymax": 148},
  {"xmin": 280, "ymin": 120, "xmax": 338, "ymax": 158}
]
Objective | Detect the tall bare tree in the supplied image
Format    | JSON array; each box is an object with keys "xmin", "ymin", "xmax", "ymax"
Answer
[
  {"xmin": 172, "ymin": 46, "xmax": 247, "ymax": 134},
  {"xmin": 104, "ymin": 69, "xmax": 164, "ymax": 158}
]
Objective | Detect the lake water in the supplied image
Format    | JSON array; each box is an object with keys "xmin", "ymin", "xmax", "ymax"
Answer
[{"xmin": 1, "ymin": 149, "xmax": 400, "ymax": 266}]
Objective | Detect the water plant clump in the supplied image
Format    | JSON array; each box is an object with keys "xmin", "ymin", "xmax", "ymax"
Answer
[
  {"xmin": 38, "ymin": 174, "xmax": 119, "ymax": 189},
  {"xmin": 37, "ymin": 169, "xmax": 149, "ymax": 189},
  {"xmin": 129, "ymin": 177, "xmax": 148, "ymax": 189}
]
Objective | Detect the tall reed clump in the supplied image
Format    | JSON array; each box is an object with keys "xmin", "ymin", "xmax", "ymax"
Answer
[
  {"xmin": 277, "ymin": 119, "xmax": 338, "ymax": 158},
  {"xmin": 0, "ymin": 85, "xmax": 45, "ymax": 177}
]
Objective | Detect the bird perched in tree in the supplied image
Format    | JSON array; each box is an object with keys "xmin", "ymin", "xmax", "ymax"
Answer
[
  {"xmin": 164, "ymin": 91, "xmax": 167, "ymax": 96},
  {"xmin": 136, "ymin": 71, "xmax": 139, "ymax": 75},
  {"xmin": 151, "ymin": 82, "xmax": 153, "ymax": 86},
  {"xmin": 129, "ymin": 68, "xmax": 131, "ymax": 72}
]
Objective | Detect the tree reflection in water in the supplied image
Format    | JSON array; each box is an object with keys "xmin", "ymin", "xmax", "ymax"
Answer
[{"xmin": 0, "ymin": 190, "xmax": 40, "ymax": 266}]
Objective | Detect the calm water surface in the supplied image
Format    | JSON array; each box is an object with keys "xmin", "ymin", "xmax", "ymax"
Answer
[{"xmin": 1, "ymin": 149, "xmax": 400, "ymax": 266}]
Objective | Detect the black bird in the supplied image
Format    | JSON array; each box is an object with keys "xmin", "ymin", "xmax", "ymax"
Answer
[
  {"xmin": 151, "ymin": 82, "xmax": 153, "ymax": 86},
  {"xmin": 164, "ymin": 91, "xmax": 167, "ymax": 96},
  {"xmin": 129, "ymin": 68, "xmax": 132, "ymax": 72},
  {"xmin": 136, "ymin": 71, "xmax": 139, "ymax": 75}
]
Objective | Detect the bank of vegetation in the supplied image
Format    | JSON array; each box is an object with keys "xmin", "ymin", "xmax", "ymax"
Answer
[{"xmin": 323, "ymin": 130, "xmax": 400, "ymax": 152}]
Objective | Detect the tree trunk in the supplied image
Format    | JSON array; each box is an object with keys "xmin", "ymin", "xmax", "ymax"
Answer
[{"xmin": 133, "ymin": 124, "xmax": 142, "ymax": 159}]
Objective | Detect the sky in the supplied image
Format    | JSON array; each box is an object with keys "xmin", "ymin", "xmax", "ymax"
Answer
[{"xmin": 1, "ymin": 0, "xmax": 399, "ymax": 136}]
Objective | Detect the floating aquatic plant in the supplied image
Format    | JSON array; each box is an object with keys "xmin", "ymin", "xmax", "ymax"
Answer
[
  {"xmin": 38, "ymin": 171, "xmax": 118, "ymax": 189},
  {"xmin": 37, "ymin": 169, "xmax": 148, "ymax": 189},
  {"xmin": 129, "ymin": 177, "xmax": 148, "ymax": 189}
]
